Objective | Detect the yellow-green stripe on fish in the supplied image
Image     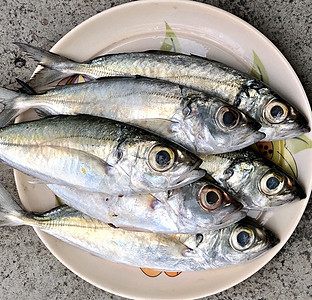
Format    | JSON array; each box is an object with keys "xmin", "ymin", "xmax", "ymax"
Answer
[
  {"xmin": 47, "ymin": 178, "xmax": 246, "ymax": 234},
  {"xmin": 0, "ymin": 114, "xmax": 204, "ymax": 195},
  {"xmin": 14, "ymin": 43, "xmax": 309, "ymax": 141},
  {"xmin": 0, "ymin": 183, "xmax": 279, "ymax": 271},
  {"xmin": 200, "ymin": 147, "xmax": 305, "ymax": 209},
  {"xmin": 0, "ymin": 77, "xmax": 263, "ymax": 155}
]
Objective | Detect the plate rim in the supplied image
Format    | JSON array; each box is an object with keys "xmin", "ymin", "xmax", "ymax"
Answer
[{"xmin": 14, "ymin": 0, "xmax": 312, "ymax": 299}]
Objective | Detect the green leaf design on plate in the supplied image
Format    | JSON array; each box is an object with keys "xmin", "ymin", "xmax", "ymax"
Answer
[
  {"xmin": 55, "ymin": 195, "xmax": 65, "ymax": 207},
  {"xmin": 250, "ymin": 50, "xmax": 269, "ymax": 84},
  {"xmin": 285, "ymin": 134, "xmax": 312, "ymax": 155},
  {"xmin": 254, "ymin": 140, "xmax": 298, "ymax": 178},
  {"xmin": 272, "ymin": 141, "xmax": 298, "ymax": 178},
  {"xmin": 160, "ymin": 22, "xmax": 181, "ymax": 53}
]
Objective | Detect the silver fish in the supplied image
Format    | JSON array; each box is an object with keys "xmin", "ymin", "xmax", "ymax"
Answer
[
  {"xmin": 0, "ymin": 77, "xmax": 264, "ymax": 154},
  {"xmin": 200, "ymin": 148, "xmax": 306, "ymax": 210},
  {"xmin": 15, "ymin": 43, "xmax": 310, "ymax": 140},
  {"xmin": 48, "ymin": 178, "xmax": 246, "ymax": 234},
  {"xmin": 0, "ymin": 114, "xmax": 204, "ymax": 194},
  {"xmin": 0, "ymin": 185, "xmax": 279, "ymax": 271}
]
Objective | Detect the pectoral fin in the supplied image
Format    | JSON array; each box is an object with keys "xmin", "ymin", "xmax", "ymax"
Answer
[
  {"xmin": 151, "ymin": 191, "xmax": 169, "ymax": 203},
  {"xmin": 134, "ymin": 118, "xmax": 178, "ymax": 137},
  {"xmin": 25, "ymin": 145, "xmax": 115, "ymax": 193}
]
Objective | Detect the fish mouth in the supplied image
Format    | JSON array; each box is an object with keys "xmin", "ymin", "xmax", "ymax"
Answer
[
  {"xmin": 235, "ymin": 131, "xmax": 266, "ymax": 148},
  {"xmin": 266, "ymin": 229, "xmax": 280, "ymax": 249},
  {"xmin": 261, "ymin": 125, "xmax": 310, "ymax": 141},
  {"xmin": 218, "ymin": 204, "xmax": 246, "ymax": 228},
  {"xmin": 171, "ymin": 161, "xmax": 206, "ymax": 189},
  {"xmin": 171, "ymin": 169, "xmax": 206, "ymax": 189},
  {"xmin": 263, "ymin": 180, "xmax": 306, "ymax": 209},
  {"xmin": 296, "ymin": 182, "xmax": 307, "ymax": 200},
  {"xmin": 260, "ymin": 110, "xmax": 310, "ymax": 141}
]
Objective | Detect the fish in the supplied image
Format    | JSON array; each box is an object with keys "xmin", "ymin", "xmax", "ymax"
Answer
[
  {"xmin": 0, "ymin": 114, "xmax": 204, "ymax": 195},
  {"xmin": 200, "ymin": 148, "xmax": 306, "ymax": 210},
  {"xmin": 48, "ymin": 178, "xmax": 246, "ymax": 234},
  {"xmin": 14, "ymin": 43, "xmax": 310, "ymax": 141},
  {"xmin": 0, "ymin": 184, "xmax": 279, "ymax": 271},
  {"xmin": 0, "ymin": 77, "xmax": 265, "ymax": 154}
]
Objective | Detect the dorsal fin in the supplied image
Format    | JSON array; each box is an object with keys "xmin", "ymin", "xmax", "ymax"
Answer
[{"xmin": 16, "ymin": 78, "xmax": 37, "ymax": 95}]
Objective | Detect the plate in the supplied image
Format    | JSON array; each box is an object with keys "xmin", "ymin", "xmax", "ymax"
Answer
[{"xmin": 13, "ymin": 0, "xmax": 312, "ymax": 299}]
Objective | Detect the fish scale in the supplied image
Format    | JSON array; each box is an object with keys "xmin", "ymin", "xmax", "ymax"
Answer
[
  {"xmin": 14, "ymin": 43, "xmax": 309, "ymax": 141},
  {"xmin": 0, "ymin": 77, "xmax": 264, "ymax": 154},
  {"xmin": 0, "ymin": 186, "xmax": 279, "ymax": 271},
  {"xmin": 0, "ymin": 114, "xmax": 204, "ymax": 195},
  {"xmin": 200, "ymin": 148, "xmax": 306, "ymax": 209},
  {"xmin": 47, "ymin": 178, "xmax": 246, "ymax": 234}
]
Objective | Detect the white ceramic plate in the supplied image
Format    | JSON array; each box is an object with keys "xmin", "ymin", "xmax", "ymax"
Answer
[{"xmin": 14, "ymin": 0, "xmax": 312, "ymax": 299}]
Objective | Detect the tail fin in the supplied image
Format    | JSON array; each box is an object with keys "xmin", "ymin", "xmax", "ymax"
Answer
[
  {"xmin": 16, "ymin": 78, "xmax": 37, "ymax": 95},
  {"xmin": 14, "ymin": 42, "xmax": 76, "ymax": 68},
  {"xmin": 0, "ymin": 87, "xmax": 25, "ymax": 127},
  {"xmin": 0, "ymin": 183, "xmax": 24, "ymax": 226},
  {"xmin": 14, "ymin": 42, "xmax": 77, "ymax": 91}
]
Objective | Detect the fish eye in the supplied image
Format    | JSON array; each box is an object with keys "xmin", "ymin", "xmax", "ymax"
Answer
[
  {"xmin": 264, "ymin": 100, "xmax": 289, "ymax": 124},
  {"xmin": 230, "ymin": 226, "xmax": 255, "ymax": 251},
  {"xmin": 148, "ymin": 145, "xmax": 175, "ymax": 172},
  {"xmin": 217, "ymin": 107, "xmax": 240, "ymax": 129},
  {"xmin": 198, "ymin": 185, "xmax": 223, "ymax": 211},
  {"xmin": 259, "ymin": 171, "xmax": 285, "ymax": 195}
]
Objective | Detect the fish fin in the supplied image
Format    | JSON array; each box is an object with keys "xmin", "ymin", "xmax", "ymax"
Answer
[
  {"xmin": 27, "ymin": 177, "xmax": 50, "ymax": 185},
  {"xmin": 14, "ymin": 42, "xmax": 76, "ymax": 67},
  {"xmin": 0, "ymin": 87, "xmax": 26, "ymax": 127},
  {"xmin": 28, "ymin": 67, "xmax": 72, "ymax": 92},
  {"xmin": 151, "ymin": 191, "xmax": 169, "ymax": 203},
  {"xmin": 33, "ymin": 145, "xmax": 115, "ymax": 192},
  {"xmin": 16, "ymin": 78, "xmax": 37, "ymax": 95},
  {"xmin": 189, "ymin": 53, "xmax": 221, "ymax": 64},
  {"xmin": 0, "ymin": 183, "xmax": 24, "ymax": 226},
  {"xmin": 134, "ymin": 74, "xmax": 149, "ymax": 80},
  {"xmin": 34, "ymin": 109, "xmax": 49, "ymax": 119},
  {"xmin": 134, "ymin": 118, "xmax": 178, "ymax": 137},
  {"xmin": 14, "ymin": 42, "xmax": 77, "ymax": 91},
  {"xmin": 144, "ymin": 50, "xmax": 179, "ymax": 56},
  {"xmin": 145, "ymin": 50, "xmax": 206, "ymax": 59}
]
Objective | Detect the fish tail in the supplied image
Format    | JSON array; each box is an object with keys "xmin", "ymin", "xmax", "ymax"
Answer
[
  {"xmin": 14, "ymin": 42, "xmax": 77, "ymax": 91},
  {"xmin": 0, "ymin": 87, "xmax": 25, "ymax": 127},
  {"xmin": 0, "ymin": 183, "xmax": 24, "ymax": 227}
]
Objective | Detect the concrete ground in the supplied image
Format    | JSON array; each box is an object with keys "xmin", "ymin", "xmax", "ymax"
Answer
[{"xmin": 0, "ymin": 0, "xmax": 311, "ymax": 299}]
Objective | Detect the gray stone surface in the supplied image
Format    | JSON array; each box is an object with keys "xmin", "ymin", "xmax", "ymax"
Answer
[{"xmin": 0, "ymin": 0, "xmax": 311, "ymax": 299}]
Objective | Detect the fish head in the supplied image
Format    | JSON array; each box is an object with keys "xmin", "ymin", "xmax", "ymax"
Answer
[
  {"xmin": 114, "ymin": 137, "xmax": 205, "ymax": 194},
  {"xmin": 181, "ymin": 97, "xmax": 264, "ymax": 154},
  {"xmin": 204, "ymin": 218, "xmax": 279, "ymax": 267},
  {"xmin": 174, "ymin": 179, "xmax": 245, "ymax": 230},
  {"xmin": 239, "ymin": 80, "xmax": 310, "ymax": 139},
  {"xmin": 224, "ymin": 159, "xmax": 306, "ymax": 209}
]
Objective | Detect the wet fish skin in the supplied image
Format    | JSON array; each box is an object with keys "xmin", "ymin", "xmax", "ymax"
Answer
[
  {"xmin": 200, "ymin": 148, "xmax": 306, "ymax": 210},
  {"xmin": 48, "ymin": 178, "xmax": 246, "ymax": 234},
  {"xmin": 234, "ymin": 80, "xmax": 310, "ymax": 140},
  {"xmin": 0, "ymin": 114, "xmax": 204, "ymax": 194},
  {"xmin": 192, "ymin": 217, "xmax": 279, "ymax": 269},
  {"xmin": 15, "ymin": 43, "xmax": 310, "ymax": 141},
  {"xmin": 0, "ymin": 184, "xmax": 279, "ymax": 271},
  {"xmin": 0, "ymin": 77, "xmax": 264, "ymax": 154}
]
